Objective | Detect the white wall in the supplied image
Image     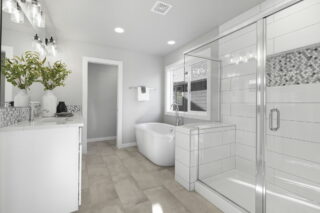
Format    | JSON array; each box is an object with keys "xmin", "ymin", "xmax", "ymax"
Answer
[
  {"xmin": 87, "ymin": 63, "xmax": 117, "ymax": 140},
  {"xmin": 2, "ymin": 28, "xmax": 164, "ymax": 150}
]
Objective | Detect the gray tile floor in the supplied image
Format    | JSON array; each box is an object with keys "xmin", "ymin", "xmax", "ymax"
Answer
[{"xmin": 77, "ymin": 141, "xmax": 222, "ymax": 213}]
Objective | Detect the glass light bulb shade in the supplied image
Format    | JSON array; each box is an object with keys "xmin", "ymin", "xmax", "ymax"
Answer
[
  {"xmin": 30, "ymin": 2, "xmax": 40, "ymax": 21},
  {"xmin": 50, "ymin": 45, "xmax": 57, "ymax": 56},
  {"xmin": 36, "ymin": 11, "xmax": 45, "ymax": 28},
  {"xmin": 39, "ymin": 46, "xmax": 46, "ymax": 57},
  {"xmin": 46, "ymin": 42, "xmax": 57, "ymax": 57},
  {"xmin": 11, "ymin": 9, "xmax": 25, "ymax": 24},
  {"xmin": 32, "ymin": 38, "xmax": 42, "ymax": 52},
  {"xmin": 3, "ymin": 0, "xmax": 15, "ymax": 14}
]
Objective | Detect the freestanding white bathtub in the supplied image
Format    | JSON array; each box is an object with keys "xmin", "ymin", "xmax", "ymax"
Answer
[{"xmin": 135, "ymin": 123, "xmax": 175, "ymax": 166}]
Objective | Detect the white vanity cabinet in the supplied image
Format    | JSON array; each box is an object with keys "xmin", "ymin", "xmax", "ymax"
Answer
[{"xmin": 0, "ymin": 117, "xmax": 83, "ymax": 213}]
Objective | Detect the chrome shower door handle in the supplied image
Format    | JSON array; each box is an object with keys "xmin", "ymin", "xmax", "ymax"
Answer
[{"xmin": 269, "ymin": 108, "xmax": 280, "ymax": 131}]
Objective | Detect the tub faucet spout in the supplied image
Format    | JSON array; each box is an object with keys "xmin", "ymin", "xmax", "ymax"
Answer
[{"xmin": 171, "ymin": 103, "xmax": 183, "ymax": 126}]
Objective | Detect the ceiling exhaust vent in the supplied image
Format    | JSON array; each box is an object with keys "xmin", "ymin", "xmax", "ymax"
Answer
[{"xmin": 151, "ymin": 1, "xmax": 173, "ymax": 15}]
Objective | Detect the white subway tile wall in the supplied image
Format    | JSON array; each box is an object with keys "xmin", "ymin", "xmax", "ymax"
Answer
[
  {"xmin": 198, "ymin": 127, "xmax": 236, "ymax": 180},
  {"xmin": 175, "ymin": 125, "xmax": 236, "ymax": 190}
]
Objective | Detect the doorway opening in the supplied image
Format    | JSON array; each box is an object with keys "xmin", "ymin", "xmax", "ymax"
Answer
[{"xmin": 82, "ymin": 57, "xmax": 123, "ymax": 153}]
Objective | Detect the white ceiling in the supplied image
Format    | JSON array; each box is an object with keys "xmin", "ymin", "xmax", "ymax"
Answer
[{"xmin": 43, "ymin": 0, "xmax": 265, "ymax": 56}]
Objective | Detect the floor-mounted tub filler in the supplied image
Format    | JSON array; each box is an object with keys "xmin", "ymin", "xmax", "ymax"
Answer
[{"xmin": 135, "ymin": 123, "xmax": 175, "ymax": 166}]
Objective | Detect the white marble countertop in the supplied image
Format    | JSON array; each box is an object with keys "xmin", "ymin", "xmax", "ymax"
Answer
[{"xmin": 0, "ymin": 113, "xmax": 84, "ymax": 132}]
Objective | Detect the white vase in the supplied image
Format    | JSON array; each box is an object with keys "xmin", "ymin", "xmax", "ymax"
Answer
[
  {"xmin": 41, "ymin": 90, "xmax": 58, "ymax": 117},
  {"xmin": 14, "ymin": 89, "xmax": 30, "ymax": 107}
]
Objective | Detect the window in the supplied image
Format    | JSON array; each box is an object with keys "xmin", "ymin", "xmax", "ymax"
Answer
[{"xmin": 165, "ymin": 58, "xmax": 211, "ymax": 120}]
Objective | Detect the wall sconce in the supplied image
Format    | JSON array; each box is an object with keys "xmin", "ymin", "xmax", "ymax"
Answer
[{"xmin": 33, "ymin": 34, "xmax": 57, "ymax": 56}]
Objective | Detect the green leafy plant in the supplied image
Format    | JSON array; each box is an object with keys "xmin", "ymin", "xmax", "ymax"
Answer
[
  {"xmin": 2, "ymin": 51, "xmax": 43, "ymax": 90},
  {"xmin": 39, "ymin": 60, "xmax": 71, "ymax": 90}
]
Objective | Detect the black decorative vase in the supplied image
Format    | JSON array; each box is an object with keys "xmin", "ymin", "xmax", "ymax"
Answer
[{"xmin": 56, "ymin": 101, "xmax": 68, "ymax": 113}]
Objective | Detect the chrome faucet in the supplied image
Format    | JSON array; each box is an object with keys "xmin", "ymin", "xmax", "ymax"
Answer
[{"xmin": 171, "ymin": 103, "xmax": 183, "ymax": 126}]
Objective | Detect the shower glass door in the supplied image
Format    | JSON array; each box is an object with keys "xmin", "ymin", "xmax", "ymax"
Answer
[
  {"xmin": 265, "ymin": 1, "xmax": 320, "ymax": 212},
  {"xmin": 188, "ymin": 23, "xmax": 259, "ymax": 213}
]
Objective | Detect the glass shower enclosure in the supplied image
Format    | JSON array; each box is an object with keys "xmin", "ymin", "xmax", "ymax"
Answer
[{"xmin": 184, "ymin": 1, "xmax": 320, "ymax": 212}]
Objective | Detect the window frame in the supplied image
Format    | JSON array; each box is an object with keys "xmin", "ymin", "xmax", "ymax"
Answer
[{"xmin": 165, "ymin": 58, "xmax": 211, "ymax": 121}]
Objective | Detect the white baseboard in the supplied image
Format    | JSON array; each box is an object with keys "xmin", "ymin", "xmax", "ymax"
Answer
[
  {"xmin": 87, "ymin": 136, "xmax": 116, "ymax": 143},
  {"xmin": 118, "ymin": 142, "xmax": 137, "ymax": 149}
]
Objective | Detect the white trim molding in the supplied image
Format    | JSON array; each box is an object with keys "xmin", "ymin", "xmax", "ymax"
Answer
[
  {"xmin": 1, "ymin": 46, "xmax": 13, "ymax": 102},
  {"xmin": 82, "ymin": 57, "xmax": 123, "ymax": 153},
  {"xmin": 87, "ymin": 136, "xmax": 117, "ymax": 143},
  {"xmin": 117, "ymin": 142, "xmax": 137, "ymax": 149}
]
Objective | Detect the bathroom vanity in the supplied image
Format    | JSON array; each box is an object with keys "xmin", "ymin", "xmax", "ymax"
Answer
[{"xmin": 0, "ymin": 115, "xmax": 83, "ymax": 213}]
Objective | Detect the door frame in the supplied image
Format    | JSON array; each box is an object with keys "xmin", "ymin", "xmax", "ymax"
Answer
[
  {"xmin": 1, "ymin": 45, "xmax": 13, "ymax": 102},
  {"xmin": 82, "ymin": 57, "xmax": 123, "ymax": 153}
]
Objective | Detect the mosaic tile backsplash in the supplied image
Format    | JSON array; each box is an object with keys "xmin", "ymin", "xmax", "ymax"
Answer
[
  {"xmin": 67, "ymin": 105, "xmax": 81, "ymax": 113},
  {"xmin": 0, "ymin": 104, "xmax": 81, "ymax": 128},
  {"xmin": 0, "ymin": 107, "xmax": 30, "ymax": 128},
  {"xmin": 267, "ymin": 43, "xmax": 320, "ymax": 87}
]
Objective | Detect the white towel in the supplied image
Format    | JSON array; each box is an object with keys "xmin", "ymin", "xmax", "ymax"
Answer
[{"xmin": 137, "ymin": 87, "xmax": 150, "ymax": 101}]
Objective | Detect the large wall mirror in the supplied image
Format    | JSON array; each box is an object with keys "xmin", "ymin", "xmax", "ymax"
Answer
[{"xmin": 0, "ymin": 0, "xmax": 55, "ymax": 106}]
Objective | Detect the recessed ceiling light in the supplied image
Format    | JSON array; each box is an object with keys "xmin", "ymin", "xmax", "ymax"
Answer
[
  {"xmin": 167, "ymin": 40, "xmax": 176, "ymax": 45},
  {"xmin": 114, "ymin": 27, "xmax": 125, "ymax": 34}
]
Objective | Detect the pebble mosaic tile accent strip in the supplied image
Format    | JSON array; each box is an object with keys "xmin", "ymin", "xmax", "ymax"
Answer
[
  {"xmin": 67, "ymin": 105, "xmax": 81, "ymax": 113},
  {"xmin": 0, "ymin": 107, "xmax": 30, "ymax": 128},
  {"xmin": 267, "ymin": 43, "xmax": 320, "ymax": 87}
]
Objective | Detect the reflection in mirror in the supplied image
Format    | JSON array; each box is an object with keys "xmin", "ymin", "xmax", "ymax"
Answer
[
  {"xmin": 0, "ymin": 45, "xmax": 13, "ymax": 105},
  {"xmin": 1, "ymin": 0, "xmax": 56, "ymax": 104},
  {"xmin": 1, "ymin": 0, "xmax": 59, "ymax": 128}
]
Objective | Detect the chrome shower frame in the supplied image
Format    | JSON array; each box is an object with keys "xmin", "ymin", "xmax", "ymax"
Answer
[{"xmin": 183, "ymin": 0, "xmax": 303, "ymax": 213}]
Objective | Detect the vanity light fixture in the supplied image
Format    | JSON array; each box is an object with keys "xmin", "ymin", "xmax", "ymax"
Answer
[
  {"xmin": 35, "ymin": 10, "xmax": 45, "ymax": 28},
  {"xmin": 2, "ymin": 0, "xmax": 46, "ymax": 28},
  {"xmin": 114, "ymin": 27, "xmax": 125, "ymax": 34},
  {"xmin": 2, "ymin": 0, "xmax": 15, "ymax": 14},
  {"xmin": 32, "ymin": 33, "xmax": 46, "ymax": 56},
  {"xmin": 30, "ymin": 0, "xmax": 40, "ymax": 21},
  {"xmin": 33, "ymin": 34, "xmax": 58, "ymax": 56},
  {"xmin": 32, "ymin": 34, "xmax": 42, "ymax": 52},
  {"xmin": 11, "ymin": 3, "xmax": 25, "ymax": 24},
  {"xmin": 30, "ymin": 0, "xmax": 45, "ymax": 28},
  {"xmin": 167, "ymin": 40, "xmax": 176, "ymax": 45}
]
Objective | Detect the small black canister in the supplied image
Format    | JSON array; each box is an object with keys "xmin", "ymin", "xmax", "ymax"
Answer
[{"xmin": 57, "ymin": 101, "xmax": 68, "ymax": 113}]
